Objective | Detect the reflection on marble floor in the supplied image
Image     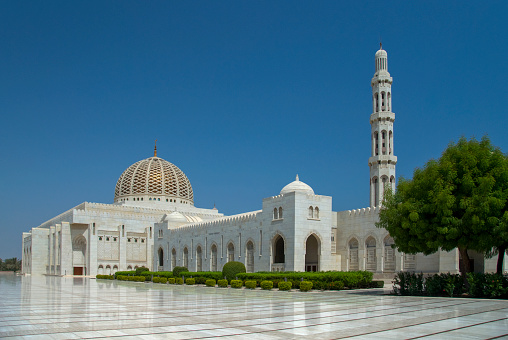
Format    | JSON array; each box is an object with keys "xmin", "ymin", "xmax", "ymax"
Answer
[{"xmin": 1, "ymin": 273, "xmax": 507, "ymax": 339}]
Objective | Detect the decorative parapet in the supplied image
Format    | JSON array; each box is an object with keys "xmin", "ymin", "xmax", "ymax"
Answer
[
  {"xmin": 336, "ymin": 206, "xmax": 380, "ymax": 221},
  {"xmin": 170, "ymin": 210, "xmax": 262, "ymax": 233}
]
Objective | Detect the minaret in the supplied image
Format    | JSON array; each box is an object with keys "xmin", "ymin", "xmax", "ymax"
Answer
[{"xmin": 369, "ymin": 44, "xmax": 397, "ymax": 207}]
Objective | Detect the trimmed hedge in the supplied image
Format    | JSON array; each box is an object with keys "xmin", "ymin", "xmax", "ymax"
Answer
[
  {"xmin": 117, "ymin": 275, "xmax": 145, "ymax": 282},
  {"xmin": 278, "ymin": 282, "xmax": 292, "ymax": 291},
  {"xmin": 205, "ymin": 279, "xmax": 216, "ymax": 287},
  {"xmin": 237, "ymin": 271, "xmax": 373, "ymax": 290},
  {"xmin": 217, "ymin": 279, "xmax": 228, "ymax": 288},
  {"xmin": 300, "ymin": 281, "xmax": 313, "ymax": 292},
  {"xmin": 173, "ymin": 266, "xmax": 189, "ymax": 277},
  {"xmin": 114, "ymin": 270, "xmax": 135, "ymax": 279},
  {"xmin": 245, "ymin": 280, "xmax": 257, "ymax": 289},
  {"xmin": 230, "ymin": 280, "xmax": 243, "ymax": 288},
  {"xmin": 261, "ymin": 281, "xmax": 273, "ymax": 290},
  {"xmin": 168, "ymin": 278, "xmax": 176, "ymax": 284},
  {"xmin": 96, "ymin": 275, "xmax": 114, "ymax": 280},
  {"xmin": 180, "ymin": 271, "xmax": 223, "ymax": 283},
  {"xmin": 222, "ymin": 261, "xmax": 246, "ymax": 281},
  {"xmin": 175, "ymin": 277, "xmax": 184, "ymax": 285},
  {"xmin": 329, "ymin": 281, "xmax": 345, "ymax": 290},
  {"xmin": 370, "ymin": 280, "xmax": 385, "ymax": 288},
  {"xmin": 186, "ymin": 278, "xmax": 195, "ymax": 285}
]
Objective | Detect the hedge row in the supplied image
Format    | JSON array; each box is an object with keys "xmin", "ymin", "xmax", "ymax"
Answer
[
  {"xmin": 116, "ymin": 275, "xmax": 145, "ymax": 282},
  {"xmin": 393, "ymin": 272, "xmax": 508, "ymax": 298},
  {"xmin": 236, "ymin": 271, "xmax": 374, "ymax": 289},
  {"xmin": 96, "ymin": 275, "xmax": 114, "ymax": 280}
]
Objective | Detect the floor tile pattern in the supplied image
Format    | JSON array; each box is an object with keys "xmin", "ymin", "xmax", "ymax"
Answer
[{"xmin": 1, "ymin": 273, "xmax": 507, "ymax": 339}]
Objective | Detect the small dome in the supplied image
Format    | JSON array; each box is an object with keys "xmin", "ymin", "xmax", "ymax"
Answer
[
  {"xmin": 166, "ymin": 211, "xmax": 188, "ymax": 223},
  {"xmin": 280, "ymin": 175, "xmax": 315, "ymax": 195},
  {"xmin": 375, "ymin": 48, "xmax": 387, "ymax": 58},
  {"xmin": 114, "ymin": 156, "xmax": 194, "ymax": 204}
]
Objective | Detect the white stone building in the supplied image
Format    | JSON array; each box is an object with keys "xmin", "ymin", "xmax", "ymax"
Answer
[{"xmin": 22, "ymin": 46, "xmax": 504, "ymax": 276}]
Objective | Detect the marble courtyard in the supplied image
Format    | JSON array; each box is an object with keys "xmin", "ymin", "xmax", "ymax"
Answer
[{"xmin": 1, "ymin": 273, "xmax": 507, "ymax": 339}]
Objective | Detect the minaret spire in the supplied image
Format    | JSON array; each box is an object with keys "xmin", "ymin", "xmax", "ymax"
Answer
[
  {"xmin": 369, "ymin": 45, "xmax": 397, "ymax": 207},
  {"xmin": 154, "ymin": 139, "xmax": 157, "ymax": 157}
]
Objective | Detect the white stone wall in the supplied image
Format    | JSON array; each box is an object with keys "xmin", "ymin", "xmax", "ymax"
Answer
[
  {"xmin": 155, "ymin": 191, "xmax": 335, "ymax": 273},
  {"xmin": 24, "ymin": 201, "xmax": 221, "ymax": 275}
]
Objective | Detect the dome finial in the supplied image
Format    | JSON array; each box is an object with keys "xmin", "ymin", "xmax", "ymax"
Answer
[
  {"xmin": 296, "ymin": 174, "xmax": 299, "ymax": 181},
  {"xmin": 154, "ymin": 139, "xmax": 157, "ymax": 157},
  {"xmin": 380, "ymin": 42, "xmax": 382, "ymax": 50}
]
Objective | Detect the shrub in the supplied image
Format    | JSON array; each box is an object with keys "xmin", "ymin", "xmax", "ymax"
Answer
[
  {"xmin": 393, "ymin": 272, "xmax": 424, "ymax": 296},
  {"xmin": 370, "ymin": 280, "xmax": 385, "ymax": 288},
  {"xmin": 278, "ymin": 282, "xmax": 292, "ymax": 291},
  {"xmin": 230, "ymin": 280, "xmax": 243, "ymax": 288},
  {"xmin": 175, "ymin": 278, "xmax": 184, "ymax": 285},
  {"xmin": 173, "ymin": 266, "xmax": 189, "ymax": 277},
  {"xmin": 186, "ymin": 278, "xmax": 195, "ymax": 285},
  {"xmin": 467, "ymin": 273, "xmax": 508, "ymax": 298},
  {"xmin": 261, "ymin": 281, "xmax": 273, "ymax": 290},
  {"xmin": 245, "ymin": 280, "xmax": 257, "ymax": 289},
  {"xmin": 134, "ymin": 276, "xmax": 145, "ymax": 282},
  {"xmin": 168, "ymin": 278, "xmax": 176, "ymax": 284},
  {"xmin": 300, "ymin": 281, "xmax": 313, "ymax": 292},
  {"xmin": 205, "ymin": 279, "xmax": 216, "ymax": 287},
  {"xmin": 159, "ymin": 277, "xmax": 168, "ymax": 284},
  {"xmin": 222, "ymin": 261, "xmax": 246, "ymax": 281},
  {"xmin": 153, "ymin": 277, "xmax": 160, "ymax": 283},
  {"xmin": 217, "ymin": 279, "xmax": 228, "ymax": 288},
  {"xmin": 135, "ymin": 266, "xmax": 149, "ymax": 276}
]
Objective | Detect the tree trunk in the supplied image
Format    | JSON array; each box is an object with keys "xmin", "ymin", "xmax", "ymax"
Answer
[
  {"xmin": 459, "ymin": 247, "xmax": 471, "ymax": 274},
  {"xmin": 497, "ymin": 245, "xmax": 506, "ymax": 274},
  {"xmin": 459, "ymin": 247, "xmax": 471, "ymax": 289}
]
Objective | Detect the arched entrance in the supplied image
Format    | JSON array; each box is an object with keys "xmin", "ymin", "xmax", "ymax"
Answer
[
  {"xmin": 349, "ymin": 238, "xmax": 359, "ymax": 271},
  {"xmin": 227, "ymin": 242, "xmax": 235, "ymax": 262},
  {"xmin": 210, "ymin": 244, "xmax": 218, "ymax": 271},
  {"xmin": 171, "ymin": 248, "xmax": 176, "ymax": 269},
  {"xmin": 183, "ymin": 247, "xmax": 189, "ymax": 268},
  {"xmin": 383, "ymin": 236, "xmax": 395, "ymax": 272},
  {"xmin": 196, "ymin": 246, "xmax": 202, "ymax": 272},
  {"xmin": 272, "ymin": 235, "xmax": 285, "ymax": 271},
  {"xmin": 158, "ymin": 247, "xmax": 164, "ymax": 269},
  {"xmin": 305, "ymin": 234, "xmax": 319, "ymax": 272},
  {"xmin": 246, "ymin": 241, "xmax": 254, "ymax": 273},
  {"xmin": 366, "ymin": 236, "xmax": 377, "ymax": 272},
  {"xmin": 72, "ymin": 236, "xmax": 86, "ymax": 275}
]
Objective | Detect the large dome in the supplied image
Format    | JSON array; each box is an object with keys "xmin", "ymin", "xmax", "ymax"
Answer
[{"xmin": 114, "ymin": 156, "xmax": 194, "ymax": 204}]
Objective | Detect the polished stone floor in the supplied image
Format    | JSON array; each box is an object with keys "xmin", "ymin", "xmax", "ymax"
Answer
[{"xmin": 1, "ymin": 273, "xmax": 507, "ymax": 339}]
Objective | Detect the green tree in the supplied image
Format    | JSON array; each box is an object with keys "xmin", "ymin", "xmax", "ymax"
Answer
[
  {"xmin": 2, "ymin": 258, "xmax": 22, "ymax": 272},
  {"xmin": 377, "ymin": 136, "xmax": 508, "ymax": 274}
]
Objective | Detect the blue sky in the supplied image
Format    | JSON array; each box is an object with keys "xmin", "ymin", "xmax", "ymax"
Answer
[{"xmin": 1, "ymin": 1, "xmax": 507, "ymax": 259}]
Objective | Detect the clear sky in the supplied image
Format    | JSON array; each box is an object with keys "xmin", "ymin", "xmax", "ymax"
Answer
[{"xmin": 1, "ymin": 1, "xmax": 507, "ymax": 260}]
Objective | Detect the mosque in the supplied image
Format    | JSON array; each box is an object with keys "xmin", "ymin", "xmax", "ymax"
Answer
[{"xmin": 21, "ymin": 46, "xmax": 500, "ymax": 276}]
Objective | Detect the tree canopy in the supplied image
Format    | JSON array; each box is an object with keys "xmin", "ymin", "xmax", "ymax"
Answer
[{"xmin": 377, "ymin": 136, "xmax": 508, "ymax": 273}]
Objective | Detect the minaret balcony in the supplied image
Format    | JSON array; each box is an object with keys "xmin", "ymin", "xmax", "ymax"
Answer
[
  {"xmin": 369, "ymin": 155, "xmax": 397, "ymax": 166},
  {"xmin": 370, "ymin": 111, "xmax": 395, "ymax": 123}
]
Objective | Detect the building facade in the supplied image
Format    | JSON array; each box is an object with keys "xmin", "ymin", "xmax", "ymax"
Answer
[{"xmin": 22, "ymin": 46, "xmax": 504, "ymax": 276}]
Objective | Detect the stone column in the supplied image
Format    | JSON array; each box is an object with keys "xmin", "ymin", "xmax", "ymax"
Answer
[
  {"xmin": 119, "ymin": 225, "xmax": 127, "ymax": 270},
  {"xmin": 61, "ymin": 223, "xmax": 73, "ymax": 276},
  {"xmin": 88, "ymin": 222, "xmax": 98, "ymax": 276}
]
